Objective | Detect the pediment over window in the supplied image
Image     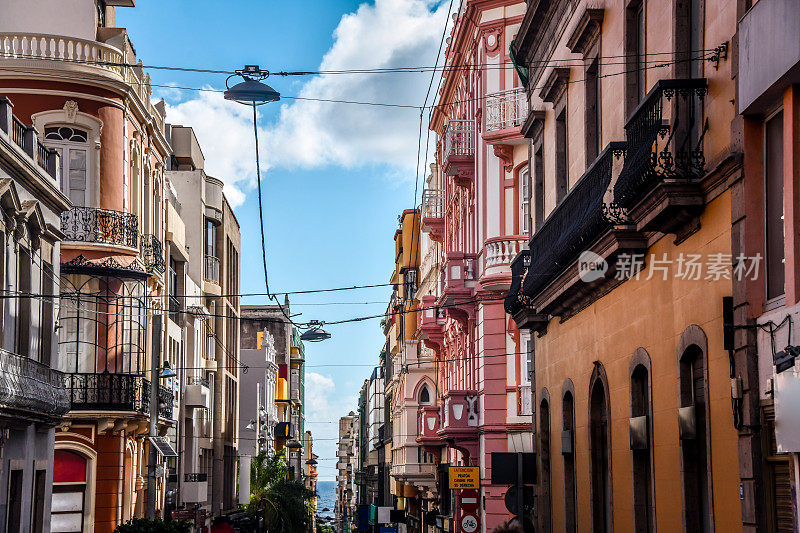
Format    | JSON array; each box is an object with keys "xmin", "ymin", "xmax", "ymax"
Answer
[{"xmin": 566, "ymin": 8, "xmax": 604, "ymax": 57}]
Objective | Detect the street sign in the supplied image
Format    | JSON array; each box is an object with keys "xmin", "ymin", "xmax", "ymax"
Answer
[
  {"xmin": 449, "ymin": 466, "xmax": 480, "ymax": 489},
  {"xmin": 458, "ymin": 489, "xmax": 480, "ymax": 512},
  {"xmin": 503, "ymin": 486, "xmax": 535, "ymax": 515},
  {"xmin": 171, "ymin": 509, "xmax": 193, "ymax": 520},
  {"xmin": 490, "ymin": 452, "xmax": 536, "ymax": 485},
  {"xmin": 460, "ymin": 513, "xmax": 480, "ymax": 533}
]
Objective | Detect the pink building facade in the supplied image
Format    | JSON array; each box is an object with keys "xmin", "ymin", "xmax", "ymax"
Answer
[{"xmin": 420, "ymin": 2, "xmax": 533, "ymax": 532}]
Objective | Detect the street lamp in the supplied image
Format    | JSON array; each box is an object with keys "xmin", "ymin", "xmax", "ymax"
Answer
[
  {"xmin": 224, "ymin": 65, "xmax": 280, "ymax": 295},
  {"xmin": 246, "ymin": 419, "xmax": 256, "ymax": 431},
  {"xmin": 301, "ymin": 320, "xmax": 331, "ymax": 342}
]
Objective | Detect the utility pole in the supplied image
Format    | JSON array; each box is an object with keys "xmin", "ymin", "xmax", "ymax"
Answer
[{"xmin": 146, "ymin": 314, "xmax": 162, "ymax": 520}]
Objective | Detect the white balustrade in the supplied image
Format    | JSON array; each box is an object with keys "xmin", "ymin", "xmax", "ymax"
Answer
[
  {"xmin": 422, "ymin": 188, "xmax": 444, "ymax": 219},
  {"xmin": 485, "ymin": 237, "xmax": 527, "ymax": 268},
  {"xmin": 485, "ymin": 87, "xmax": 529, "ymax": 131},
  {"xmin": 445, "ymin": 119, "xmax": 474, "ymax": 158},
  {"xmin": 0, "ymin": 33, "xmax": 123, "ymax": 75}
]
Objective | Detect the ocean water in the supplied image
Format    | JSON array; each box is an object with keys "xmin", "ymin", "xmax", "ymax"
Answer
[{"xmin": 316, "ymin": 480, "xmax": 336, "ymax": 519}]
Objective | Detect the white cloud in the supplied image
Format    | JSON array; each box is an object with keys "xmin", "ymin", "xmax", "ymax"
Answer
[
  {"xmin": 303, "ymin": 372, "xmax": 358, "ymax": 480},
  {"xmin": 162, "ymin": 0, "xmax": 448, "ymax": 207}
]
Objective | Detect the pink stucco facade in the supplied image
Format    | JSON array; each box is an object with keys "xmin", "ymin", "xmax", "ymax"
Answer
[{"xmin": 420, "ymin": 2, "xmax": 533, "ymax": 532}]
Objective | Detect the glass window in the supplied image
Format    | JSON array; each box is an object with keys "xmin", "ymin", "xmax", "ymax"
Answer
[
  {"xmin": 44, "ymin": 126, "xmax": 90, "ymax": 206},
  {"xmin": 765, "ymin": 112, "xmax": 785, "ymax": 300},
  {"xmin": 520, "ymin": 167, "xmax": 531, "ymax": 235}
]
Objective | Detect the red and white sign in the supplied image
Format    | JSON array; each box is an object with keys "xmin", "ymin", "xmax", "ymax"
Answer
[
  {"xmin": 460, "ymin": 513, "xmax": 480, "ymax": 533},
  {"xmin": 458, "ymin": 489, "xmax": 480, "ymax": 512}
]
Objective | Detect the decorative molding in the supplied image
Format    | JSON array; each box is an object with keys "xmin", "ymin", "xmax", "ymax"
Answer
[
  {"xmin": 482, "ymin": 24, "xmax": 503, "ymax": 54},
  {"xmin": 521, "ymin": 109, "xmax": 546, "ymax": 140},
  {"xmin": 62, "ymin": 254, "xmax": 148, "ymax": 276},
  {"xmin": 566, "ymin": 8, "xmax": 604, "ymax": 57},
  {"xmin": 493, "ymin": 144, "xmax": 514, "ymax": 173},
  {"xmin": 63, "ymin": 100, "xmax": 79, "ymax": 123},
  {"xmin": 539, "ymin": 68, "xmax": 570, "ymax": 104}
]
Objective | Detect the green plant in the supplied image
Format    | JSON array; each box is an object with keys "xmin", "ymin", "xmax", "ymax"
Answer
[
  {"xmin": 114, "ymin": 518, "xmax": 192, "ymax": 533},
  {"xmin": 248, "ymin": 449, "xmax": 314, "ymax": 533}
]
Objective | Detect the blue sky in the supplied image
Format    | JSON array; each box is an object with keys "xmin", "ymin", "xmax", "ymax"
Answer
[{"xmin": 117, "ymin": 0, "xmax": 448, "ymax": 479}]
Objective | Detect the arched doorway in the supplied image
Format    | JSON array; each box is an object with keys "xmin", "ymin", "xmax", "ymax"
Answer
[{"xmin": 590, "ymin": 366, "xmax": 611, "ymax": 533}]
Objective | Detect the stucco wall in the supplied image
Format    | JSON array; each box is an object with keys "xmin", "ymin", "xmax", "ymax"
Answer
[
  {"xmin": 533, "ymin": 191, "xmax": 741, "ymax": 532},
  {"xmin": 0, "ymin": 0, "xmax": 98, "ymax": 40}
]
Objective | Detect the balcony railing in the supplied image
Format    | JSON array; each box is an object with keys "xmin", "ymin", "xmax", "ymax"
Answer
[
  {"xmin": 11, "ymin": 116, "xmax": 24, "ymax": 147},
  {"xmin": 485, "ymin": 236, "xmax": 527, "ymax": 268},
  {"xmin": 421, "ymin": 188, "xmax": 444, "ymax": 220},
  {"xmin": 614, "ymin": 78, "xmax": 708, "ymax": 210},
  {"xmin": 203, "ymin": 255, "xmax": 220, "ymax": 284},
  {"xmin": 65, "ymin": 372, "xmax": 173, "ymax": 419},
  {"xmin": 140, "ymin": 234, "xmax": 166, "ymax": 274},
  {"xmin": 523, "ymin": 142, "xmax": 626, "ymax": 298},
  {"xmin": 444, "ymin": 120, "xmax": 474, "ymax": 159},
  {"xmin": 0, "ymin": 349, "xmax": 69, "ymax": 420},
  {"xmin": 0, "ymin": 33, "xmax": 124, "ymax": 76},
  {"xmin": 60, "ymin": 206, "xmax": 139, "ymax": 248},
  {"xmin": 485, "ymin": 87, "xmax": 529, "ymax": 131}
]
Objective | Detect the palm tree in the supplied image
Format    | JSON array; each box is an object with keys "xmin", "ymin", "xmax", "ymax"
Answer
[{"xmin": 249, "ymin": 449, "xmax": 314, "ymax": 533}]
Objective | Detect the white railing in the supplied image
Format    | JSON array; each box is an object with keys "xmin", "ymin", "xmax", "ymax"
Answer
[
  {"xmin": 484, "ymin": 236, "xmax": 527, "ymax": 268},
  {"xmin": 422, "ymin": 188, "xmax": 444, "ymax": 219},
  {"xmin": 444, "ymin": 119, "xmax": 474, "ymax": 158},
  {"xmin": 519, "ymin": 385, "xmax": 533, "ymax": 416},
  {"xmin": 0, "ymin": 33, "xmax": 166, "ymax": 133},
  {"xmin": 485, "ymin": 87, "xmax": 529, "ymax": 132},
  {"xmin": 0, "ymin": 33, "xmax": 123, "ymax": 76}
]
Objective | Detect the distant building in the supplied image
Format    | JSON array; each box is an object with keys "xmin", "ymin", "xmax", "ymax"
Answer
[{"xmin": 168, "ymin": 124, "xmax": 242, "ymax": 516}]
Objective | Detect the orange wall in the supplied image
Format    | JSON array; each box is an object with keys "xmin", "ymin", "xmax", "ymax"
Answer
[{"xmin": 534, "ymin": 191, "xmax": 742, "ymax": 532}]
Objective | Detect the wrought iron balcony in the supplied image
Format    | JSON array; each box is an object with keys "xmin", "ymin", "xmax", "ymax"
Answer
[
  {"xmin": 485, "ymin": 87, "xmax": 529, "ymax": 132},
  {"xmin": 613, "ymin": 78, "xmax": 708, "ymax": 233},
  {"xmin": 140, "ymin": 234, "xmax": 166, "ymax": 274},
  {"xmin": 421, "ymin": 188, "xmax": 445, "ymax": 242},
  {"xmin": 65, "ymin": 372, "xmax": 173, "ymax": 419},
  {"xmin": 444, "ymin": 120, "xmax": 474, "ymax": 159},
  {"xmin": 523, "ymin": 143, "xmax": 626, "ymax": 299},
  {"xmin": 417, "ymin": 295, "xmax": 445, "ymax": 351},
  {"xmin": 203, "ymin": 255, "xmax": 220, "ymax": 284},
  {"xmin": 60, "ymin": 206, "xmax": 139, "ymax": 248},
  {"xmin": 443, "ymin": 120, "xmax": 475, "ymax": 187},
  {"xmin": 0, "ymin": 349, "xmax": 69, "ymax": 422}
]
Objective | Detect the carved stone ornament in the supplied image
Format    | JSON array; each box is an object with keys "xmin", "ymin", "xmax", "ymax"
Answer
[
  {"xmin": 482, "ymin": 25, "xmax": 503, "ymax": 54},
  {"xmin": 493, "ymin": 144, "xmax": 514, "ymax": 173},
  {"xmin": 63, "ymin": 100, "xmax": 79, "ymax": 123}
]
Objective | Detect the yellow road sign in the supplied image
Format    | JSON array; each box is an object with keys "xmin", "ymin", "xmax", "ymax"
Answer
[{"xmin": 449, "ymin": 466, "xmax": 480, "ymax": 489}]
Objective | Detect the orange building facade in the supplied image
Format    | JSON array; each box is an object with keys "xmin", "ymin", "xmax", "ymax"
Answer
[
  {"xmin": 506, "ymin": 0, "xmax": 748, "ymax": 531},
  {"xmin": 0, "ymin": 2, "xmax": 174, "ymax": 530}
]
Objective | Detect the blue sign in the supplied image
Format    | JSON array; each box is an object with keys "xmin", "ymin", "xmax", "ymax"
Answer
[{"xmin": 380, "ymin": 527, "xmax": 397, "ymax": 533}]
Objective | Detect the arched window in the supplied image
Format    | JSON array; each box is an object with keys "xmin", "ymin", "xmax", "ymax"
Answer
[
  {"xmin": 679, "ymin": 339, "xmax": 713, "ymax": 532},
  {"xmin": 631, "ymin": 356, "xmax": 654, "ymax": 533},
  {"xmin": 44, "ymin": 126, "xmax": 89, "ymax": 206},
  {"xmin": 419, "ymin": 385, "xmax": 431, "ymax": 405},
  {"xmin": 562, "ymin": 386, "xmax": 577, "ymax": 533},
  {"xmin": 539, "ymin": 393, "xmax": 552, "ymax": 533},
  {"xmin": 590, "ymin": 367, "xmax": 611, "ymax": 533}
]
